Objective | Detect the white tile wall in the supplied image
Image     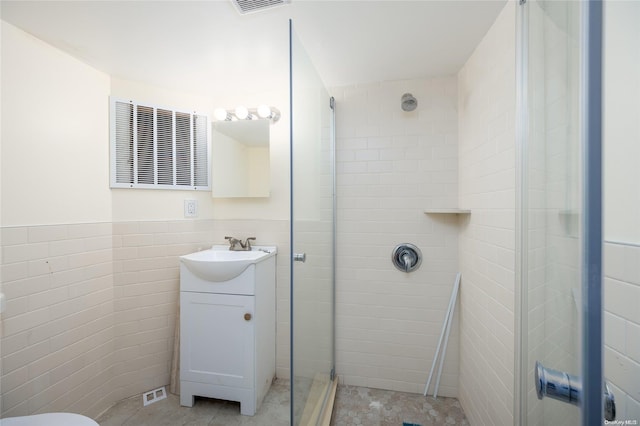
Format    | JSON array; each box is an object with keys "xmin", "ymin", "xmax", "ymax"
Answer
[
  {"xmin": 604, "ymin": 242, "xmax": 640, "ymax": 420},
  {"xmin": 110, "ymin": 220, "xmax": 215, "ymax": 401},
  {"xmin": 457, "ymin": 2, "xmax": 516, "ymax": 425},
  {"xmin": 0, "ymin": 223, "xmax": 115, "ymax": 419},
  {"xmin": 331, "ymin": 76, "xmax": 461, "ymax": 395},
  {"xmin": 1, "ymin": 219, "xmax": 289, "ymax": 419}
]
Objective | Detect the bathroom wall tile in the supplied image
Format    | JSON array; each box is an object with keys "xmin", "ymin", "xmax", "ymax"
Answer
[
  {"xmin": 332, "ymin": 75, "xmax": 460, "ymax": 396},
  {"xmin": 112, "ymin": 222, "xmax": 139, "ymax": 235},
  {"xmin": 2, "ymin": 307, "xmax": 51, "ymax": 337},
  {"xmin": 1, "ymin": 380, "xmax": 37, "ymax": 417},
  {"xmin": 1, "ymin": 261, "xmax": 29, "ymax": 282},
  {"xmin": 0, "ymin": 223, "xmax": 116, "ymax": 417},
  {"xmin": 2, "ymin": 243, "xmax": 48, "ymax": 264},
  {"xmin": 605, "ymin": 243, "xmax": 626, "ymax": 282},
  {"xmin": 28, "ymin": 256, "xmax": 69, "ymax": 277},
  {"xmin": 623, "ymin": 245, "xmax": 640, "ymax": 286},
  {"xmin": 604, "ymin": 241, "xmax": 640, "ymax": 410},
  {"xmin": 605, "ymin": 277, "xmax": 640, "ymax": 324},
  {"xmin": 2, "ymin": 340, "xmax": 51, "ymax": 378},
  {"xmin": 1, "ymin": 227, "xmax": 29, "ymax": 246},
  {"xmin": 27, "ymin": 225, "xmax": 68, "ymax": 243},
  {"xmin": 605, "ymin": 311, "xmax": 627, "ymax": 354},
  {"xmin": 456, "ymin": 2, "xmax": 516, "ymax": 425},
  {"xmin": 48, "ymin": 238, "xmax": 85, "ymax": 257},
  {"xmin": 626, "ymin": 321, "xmax": 640, "ymax": 364},
  {"xmin": 66, "ymin": 223, "xmax": 107, "ymax": 239},
  {"xmin": 0, "ymin": 332, "xmax": 29, "ymax": 359},
  {"xmin": 604, "ymin": 346, "xmax": 640, "ymax": 401},
  {"xmin": 627, "ymin": 395, "xmax": 640, "ymax": 422}
]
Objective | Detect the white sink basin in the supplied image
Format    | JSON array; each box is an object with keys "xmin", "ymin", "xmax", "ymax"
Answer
[{"xmin": 180, "ymin": 245, "xmax": 276, "ymax": 282}]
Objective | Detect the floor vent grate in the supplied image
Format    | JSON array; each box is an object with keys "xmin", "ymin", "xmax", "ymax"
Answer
[{"xmin": 142, "ymin": 386, "xmax": 167, "ymax": 406}]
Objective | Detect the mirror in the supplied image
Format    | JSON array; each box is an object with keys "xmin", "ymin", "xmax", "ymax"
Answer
[{"xmin": 211, "ymin": 120, "xmax": 270, "ymax": 198}]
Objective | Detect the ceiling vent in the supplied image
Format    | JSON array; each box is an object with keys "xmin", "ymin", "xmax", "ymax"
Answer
[{"xmin": 232, "ymin": 0, "xmax": 290, "ymax": 14}]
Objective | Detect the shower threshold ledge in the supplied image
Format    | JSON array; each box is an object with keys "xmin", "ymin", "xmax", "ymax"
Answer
[{"xmin": 424, "ymin": 208, "xmax": 471, "ymax": 214}]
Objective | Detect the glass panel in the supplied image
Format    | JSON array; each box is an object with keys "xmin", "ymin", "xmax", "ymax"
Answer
[
  {"xmin": 520, "ymin": 1, "xmax": 582, "ymax": 424},
  {"xmin": 289, "ymin": 21, "xmax": 335, "ymax": 425}
]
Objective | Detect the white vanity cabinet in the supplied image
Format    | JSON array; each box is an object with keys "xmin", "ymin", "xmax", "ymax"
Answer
[{"xmin": 179, "ymin": 246, "xmax": 276, "ymax": 416}]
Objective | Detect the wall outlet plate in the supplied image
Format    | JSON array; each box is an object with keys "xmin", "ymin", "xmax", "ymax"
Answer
[{"xmin": 184, "ymin": 200, "xmax": 198, "ymax": 218}]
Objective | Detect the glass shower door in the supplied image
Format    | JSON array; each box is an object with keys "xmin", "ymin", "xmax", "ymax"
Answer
[
  {"xmin": 518, "ymin": 1, "xmax": 606, "ymax": 424},
  {"xmin": 289, "ymin": 21, "xmax": 336, "ymax": 425}
]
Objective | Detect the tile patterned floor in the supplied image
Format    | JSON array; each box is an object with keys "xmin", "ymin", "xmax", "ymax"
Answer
[
  {"xmin": 95, "ymin": 380, "xmax": 468, "ymax": 425},
  {"xmin": 330, "ymin": 385, "xmax": 469, "ymax": 426},
  {"xmin": 96, "ymin": 380, "xmax": 289, "ymax": 426}
]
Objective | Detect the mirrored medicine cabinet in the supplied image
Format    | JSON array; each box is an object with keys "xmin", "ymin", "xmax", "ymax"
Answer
[{"xmin": 211, "ymin": 119, "xmax": 270, "ymax": 198}]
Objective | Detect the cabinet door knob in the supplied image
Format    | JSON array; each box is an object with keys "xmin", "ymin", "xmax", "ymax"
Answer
[{"xmin": 244, "ymin": 313, "xmax": 252, "ymax": 321}]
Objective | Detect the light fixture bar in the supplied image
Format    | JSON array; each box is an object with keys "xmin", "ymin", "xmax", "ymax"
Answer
[{"xmin": 213, "ymin": 106, "xmax": 281, "ymax": 124}]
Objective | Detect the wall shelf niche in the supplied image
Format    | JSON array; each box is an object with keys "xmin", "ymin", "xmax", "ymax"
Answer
[{"xmin": 424, "ymin": 208, "xmax": 471, "ymax": 215}]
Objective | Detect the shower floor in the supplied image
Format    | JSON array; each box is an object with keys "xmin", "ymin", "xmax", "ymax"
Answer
[
  {"xmin": 95, "ymin": 379, "xmax": 468, "ymax": 425},
  {"xmin": 331, "ymin": 385, "xmax": 469, "ymax": 426}
]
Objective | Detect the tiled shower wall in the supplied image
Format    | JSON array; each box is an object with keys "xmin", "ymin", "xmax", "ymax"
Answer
[
  {"xmin": 457, "ymin": 2, "xmax": 516, "ymax": 425},
  {"xmin": 332, "ymin": 76, "xmax": 460, "ymax": 395},
  {"xmin": 1, "ymin": 219, "xmax": 289, "ymax": 419},
  {"xmin": 604, "ymin": 242, "xmax": 640, "ymax": 419}
]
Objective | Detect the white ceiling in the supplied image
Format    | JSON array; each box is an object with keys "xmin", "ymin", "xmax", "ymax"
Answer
[{"xmin": 1, "ymin": 0, "xmax": 506, "ymax": 96}]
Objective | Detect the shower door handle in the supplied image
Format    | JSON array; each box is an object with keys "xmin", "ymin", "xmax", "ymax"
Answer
[
  {"xmin": 293, "ymin": 253, "xmax": 306, "ymax": 263},
  {"xmin": 535, "ymin": 361, "xmax": 616, "ymax": 421},
  {"xmin": 604, "ymin": 381, "xmax": 616, "ymax": 422}
]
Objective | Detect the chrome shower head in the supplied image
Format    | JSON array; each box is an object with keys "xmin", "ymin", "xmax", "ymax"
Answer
[{"xmin": 401, "ymin": 93, "xmax": 417, "ymax": 112}]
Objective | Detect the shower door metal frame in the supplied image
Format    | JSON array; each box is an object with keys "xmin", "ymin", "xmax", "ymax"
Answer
[{"xmin": 580, "ymin": 1, "xmax": 604, "ymax": 423}]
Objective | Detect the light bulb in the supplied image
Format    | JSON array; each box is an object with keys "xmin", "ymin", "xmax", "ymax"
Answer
[
  {"xmin": 214, "ymin": 108, "xmax": 229, "ymax": 121},
  {"xmin": 235, "ymin": 106, "xmax": 249, "ymax": 120},
  {"xmin": 257, "ymin": 105, "xmax": 271, "ymax": 119}
]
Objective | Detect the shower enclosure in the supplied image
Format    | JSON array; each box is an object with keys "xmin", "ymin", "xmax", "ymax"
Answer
[
  {"xmin": 289, "ymin": 21, "xmax": 337, "ymax": 425},
  {"xmin": 516, "ymin": 1, "xmax": 607, "ymax": 424}
]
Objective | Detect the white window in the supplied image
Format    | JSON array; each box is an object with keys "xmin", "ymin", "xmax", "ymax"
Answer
[{"xmin": 110, "ymin": 98, "xmax": 210, "ymax": 190}]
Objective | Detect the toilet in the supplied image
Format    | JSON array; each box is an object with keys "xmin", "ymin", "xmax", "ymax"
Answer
[{"xmin": 1, "ymin": 412, "xmax": 99, "ymax": 425}]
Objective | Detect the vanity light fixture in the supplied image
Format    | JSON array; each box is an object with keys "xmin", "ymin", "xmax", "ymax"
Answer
[
  {"xmin": 214, "ymin": 108, "xmax": 232, "ymax": 121},
  {"xmin": 257, "ymin": 104, "xmax": 272, "ymax": 118},
  {"xmin": 213, "ymin": 105, "xmax": 281, "ymax": 123},
  {"xmin": 235, "ymin": 106, "xmax": 250, "ymax": 120}
]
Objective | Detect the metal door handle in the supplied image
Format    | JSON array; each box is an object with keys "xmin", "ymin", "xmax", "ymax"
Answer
[
  {"xmin": 604, "ymin": 381, "xmax": 616, "ymax": 421},
  {"xmin": 535, "ymin": 361, "xmax": 615, "ymax": 421},
  {"xmin": 293, "ymin": 253, "xmax": 306, "ymax": 262},
  {"xmin": 535, "ymin": 361, "xmax": 581, "ymax": 405}
]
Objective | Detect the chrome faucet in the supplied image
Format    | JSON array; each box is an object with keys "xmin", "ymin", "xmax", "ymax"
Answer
[
  {"xmin": 242, "ymin": 237, "xmax": 256, "ymax": 251},
  {"xmin": 225, "ymin": 236, "xmax": 256, "ymax": 251},
  {"xmin": 225, "ymin": 236, "xmax": 241, "ymax": 250}
]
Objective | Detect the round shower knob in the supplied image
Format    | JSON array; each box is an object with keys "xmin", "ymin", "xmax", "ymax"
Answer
[{"xmin": 391, "ymin": 243, "xmax": 422, "ymax": 273}]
